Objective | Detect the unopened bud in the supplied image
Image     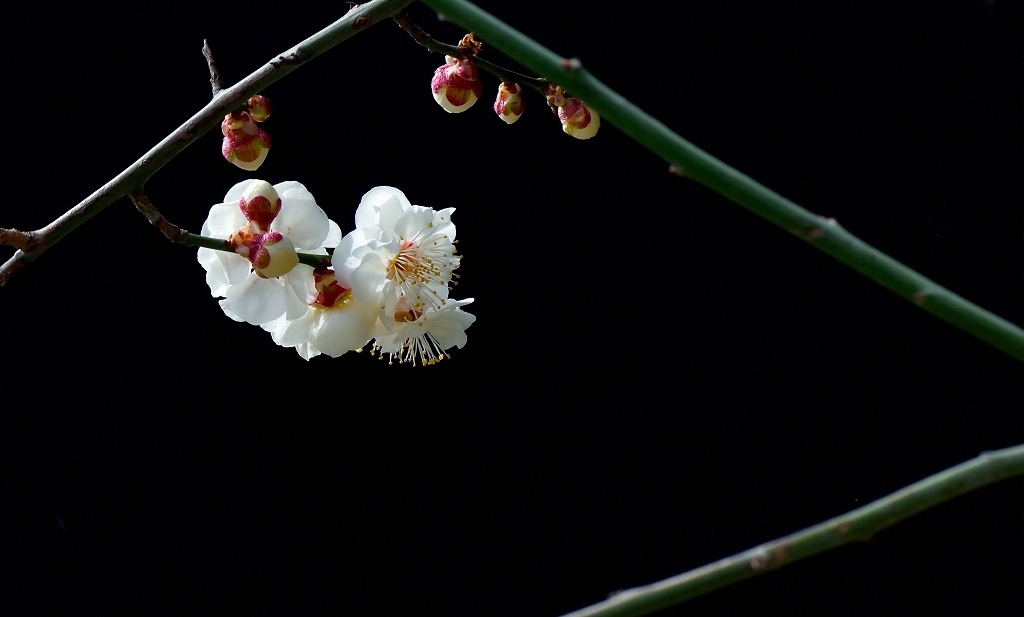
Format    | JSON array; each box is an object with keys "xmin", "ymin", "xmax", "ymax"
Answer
[
  {"xmin": 247, "ymin": 231, "xmax": 299, "ymax": 278},
  {"xmin": 431, "ymin": 56, "xmax": 483, "ymax": 113},
  {"xmin": 221, "ymin": 111, "xmax": 271, "ymax": 170},
  {"xmin": 494, "ymin": 82, "xmax": 525, "ymax": 124},
  {"xmin": 246, "ymin": 94, "xmax": 272, "ymax": 122},
  {"xmin": 557, "ymin": 98, "xmax": 600, "ymax": 140},
  {"xmin": 238, "ymin": 180, "xmax": 282, "ymax": 231}
]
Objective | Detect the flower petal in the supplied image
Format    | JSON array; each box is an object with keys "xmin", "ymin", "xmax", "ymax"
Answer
[
  {"xmin": 323, "ymin": 219, "xmax": 343, "ymax": 249},
  {"xmin": 273, "ymin": 181, "xmax": 315, "ymax": 202},
  {"xmin": 309, "ymin": 300, "xmax": 377, "ymax": 357},
  {"xmin": 272, "ymin": 197, "xmax": 329, "ymax": 250},
  {"xmin": 355, "ymin": 186, "xmax": 413, "ymax": 230},
  {"xmin": 206, "ymin": 202, "xmax": 246, "ymax": 238},
  {"xmin": 223, "ymin": 179, "xmax": 258, "ymax": 204},
  {"xmin": 223, "ymin": 272, "xmax": 289, "ymax": 324},
  {"xmin": 351, "ymin": 253, "xmax": 387, "ymax": 306}
]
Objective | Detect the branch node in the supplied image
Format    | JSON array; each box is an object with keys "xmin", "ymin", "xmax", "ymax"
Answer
[
  {"xmin": 0, "ymin": 228, "xmax": 40, "ymax": 252},
  {"xmin": 560, "ymin": 57, "xmax": 582, "ymax": 71},
  {"xmin": 128, "ymin": 190, "xmax": 184, "ymax": 244}
]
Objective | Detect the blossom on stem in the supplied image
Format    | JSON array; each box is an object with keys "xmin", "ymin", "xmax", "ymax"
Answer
[
  {"xmin": 246, "ymin": 94, "xmax": 272, "ymax": 123},
  {"xmin": 342, "ymin": 187, "xmax": 461, "ymax": 331},
  {"xmin": 545, "ymin": 85, "xmax": 600, "ymax": 139},
  {"xmin": 371, "ymin": 298, "xmax": 476, "ymax": 366},
  {"xmin": 557, "ymin": 98, "xmax": 600, "ymax": 139},
  {"xmin": 197, "ymin": 180, "xmax": 334, "ymax": 325},
  {"xmin": 221, "ymin": 111, "xmax": 271, "ymax": 170},
  {"xmin": 260, "ymin": 258, "xmax": 379, "ymax": 361},
  {"xmin": 494, "ymin": 82, "xmax": 524, "ymax": 124},
  {"xmin": 431, "ymin": 55, "xmax": 483, "ymax": 113}
]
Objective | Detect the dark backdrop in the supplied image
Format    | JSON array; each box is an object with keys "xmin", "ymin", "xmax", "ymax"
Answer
[{"xmin": 6, "ymin": 1, "xmax": 1022, "ymax": 613}]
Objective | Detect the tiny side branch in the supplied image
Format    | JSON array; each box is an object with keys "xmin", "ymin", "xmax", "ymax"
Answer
[{"xmin": 0, "ymin": 228, "xmax": 39, "ymax": 252}]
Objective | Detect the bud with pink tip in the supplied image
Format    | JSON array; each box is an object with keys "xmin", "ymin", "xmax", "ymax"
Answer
[
  {"xmin": 431, "ymin": 55, "xmax": 483, "ymax": 113},
  {"xmin": 557, "ymin": 98, "xmax": 600, "ymax": 140},
  {"xmin": 246, "ymin": 94, "xmax": 272, "ymax": 123},
  {"xmin": 221, "ymin": 111, "xmax": 271, "ymax": 170},
  {"xmin": 246, "ymin": 231, "xmax": 299, "ymax": 278},
  {"xmin": 238, "ymin": 180, "xmax": 282, "ymax": 231},
  {"xmin": 493, "ymin": 82, "xmax": 525, "ymax": 124}
]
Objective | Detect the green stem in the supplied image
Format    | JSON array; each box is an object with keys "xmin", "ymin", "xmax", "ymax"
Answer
[
  {"xmin": 0, "ymin": 0, "xmax": 412, "ymax": 287},
  {"xmin": 557, "ymin": 445, "xmax": 1024, "ymax": 617},
  {"xmin": 127, "ymin": 191, "xmax": 327, "ymax": 268},
  {"xmin": 180, "ymin": 232, "xmax": 327, "ymax": 268},
  {"xmin": 419, "ymin": 0, "xmax": 1024, "ymax": 361}
]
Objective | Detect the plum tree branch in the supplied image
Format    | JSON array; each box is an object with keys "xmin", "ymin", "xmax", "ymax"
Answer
[
  {"xmin": 0, "ymin": 0, "xmax": 412, "ymax": 287},
  {"xmin": 420, "ymin": 0, "xmax": 1024, "ymax": 361},
  {"xmin": 558, "ymin": 445, "xmax": 1024, "ymax": 617}
]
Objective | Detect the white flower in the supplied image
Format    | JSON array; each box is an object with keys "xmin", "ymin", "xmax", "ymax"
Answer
[
  {"xmin": 259, "ymin": 250, "xmax": 380, "ymax": 361},
  {"xmin": 197, "ymin": 179, "xmax": 338, "ymax": 325},
  {"xmin": 371, "ymin": 298, "xmax": 476, "ymax": 366},
  {"xmin": 343, "ymin": 186, "xmax": 461, "ymax": 331}
]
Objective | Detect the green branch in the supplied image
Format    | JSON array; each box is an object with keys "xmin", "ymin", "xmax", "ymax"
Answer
[
  {"xmin": 0, "ymin": 0, "xmax": 412, "ymax": 286},
  {"xmin": 557, "ymin": 445, "xmax": 1024, "ymax": 617},
  {"xmin": 419, "ymin": 0, "xmax": 1024, "ymax": 361}
]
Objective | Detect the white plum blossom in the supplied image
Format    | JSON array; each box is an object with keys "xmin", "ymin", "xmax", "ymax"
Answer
[
  {"xmin": 343, "ymin": 186, "xmax": 461, "ymax": 331},
  {"xmin": 259, "ymin": 237, "xmax": 380, "ymax": 361},
  {"xmin": 199, "ymin": 181, "xmax": 476, "ymax": 365},
  {"xmin": 197, "ymin": 179, "xmax": 336, "ymax": 325},
  {"xmin": 371, "ymin": 298, "xmax": 476, "ymax": 366}
]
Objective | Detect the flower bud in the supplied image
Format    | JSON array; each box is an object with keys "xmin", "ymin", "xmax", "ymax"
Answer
[
  {"xmin": 246, "ymin": 94, "xmax": 272, "ymax": 122},
  {"xmin": 246, "ymin": 231, "xmax": 299, "ymax": 278},
  {"xmin": 493, "ymin": 82, "xmax": 525, "ymax": 124},
  {"xmin": 238, "ymin": 180, "xmax": 282, "ymax": 231},
  {"xmin": 431, "ymin": 56, "xmax": 483, "ymax": 113},
  {"xmin": 221, "ymin": 111, "xmax": 271, "ymax": 170},
  {"xmin": 557, "ymin": 98, "xmax": 600, "ymax": 139}
]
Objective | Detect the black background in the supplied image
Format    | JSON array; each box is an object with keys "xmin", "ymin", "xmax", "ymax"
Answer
[{"xmin": 6, "ymin": 1, "xmax": 1022, "ymax": 613}]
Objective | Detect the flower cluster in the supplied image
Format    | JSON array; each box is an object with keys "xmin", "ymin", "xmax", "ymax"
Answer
[
  {"xmin": 221, "ymin": 95, "xmax": 273, "ymax": 170},
  {"xmin": 198, "ymin": 180, "xmax": 474, "ymax": 364},
  {"xmin": 427, "ymin": 37, "xmax": 598, "ymax": 138}
]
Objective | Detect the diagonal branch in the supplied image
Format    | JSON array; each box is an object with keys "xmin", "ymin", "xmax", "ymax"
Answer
[
  {"xmin": 559, "ymin": 444, "xmax": 1024, "ymax": 617},
  {"xmin": 419, "ymin": 0, "xmax": 1024, "ymax": 361},
  {"xmin": 0, "ymin": 0, "xmax": 413, "ymax": 287}
]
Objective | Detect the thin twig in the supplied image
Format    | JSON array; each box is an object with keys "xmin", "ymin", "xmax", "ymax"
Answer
[
  {"xmin": 202, "ymin": 39, "xmax": 224, "ymax": 97},
  {"xmin": 0, "ymin": 228, "xmax": 39, "ymax": 252},
  {"xmin": 127, "ymin": 190, "xmax": 327, "ymax": 267},
  {"xmin": 393, "ymin": 12, "xmax": 548, "ymax": 92},
  {"xmin": 0, "ymin": 0, "xmax": 413, "ymax": 287},
  {"xmin": 557, "ymin": 445, "xmax": 1024, "ymax": 617},
  {"xmin": 420, "ymin": 0, "xmax": 1024, "ymax": 361}
]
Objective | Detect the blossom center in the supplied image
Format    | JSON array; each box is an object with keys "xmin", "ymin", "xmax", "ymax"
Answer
[
  {"xmin": 313, "ymin": 269, "xmax": 354, "ymax": 310},
  {"xmin": 385, "ymin": 236, "xmax": 459, "ymax": 311}
]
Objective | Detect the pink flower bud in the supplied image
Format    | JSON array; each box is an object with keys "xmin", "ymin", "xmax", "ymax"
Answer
[
  {"xmin": 431, "ymin": 56, "xmax": 483, "ymax": 113},
  {"xmin": 246, "ymin": 95, "xmax": 272, "ymax": 123},
  {"xmin": 493, "ymin": 82, "xmax": 525, "ymax": 124},
  {"xmin": 221, "ymin": 111, "xmax": 271, "ymax": 170},
  {"xmin": 557, "ymin": 98, "xmax": 600, "ymax": 140},
  {"xmin": 247, "ymin": 231, "xmax": 298, "ymax": 278},
  {"xmin": 238, "ymin": 180, "xmax": 282, "ymax": 231}
]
